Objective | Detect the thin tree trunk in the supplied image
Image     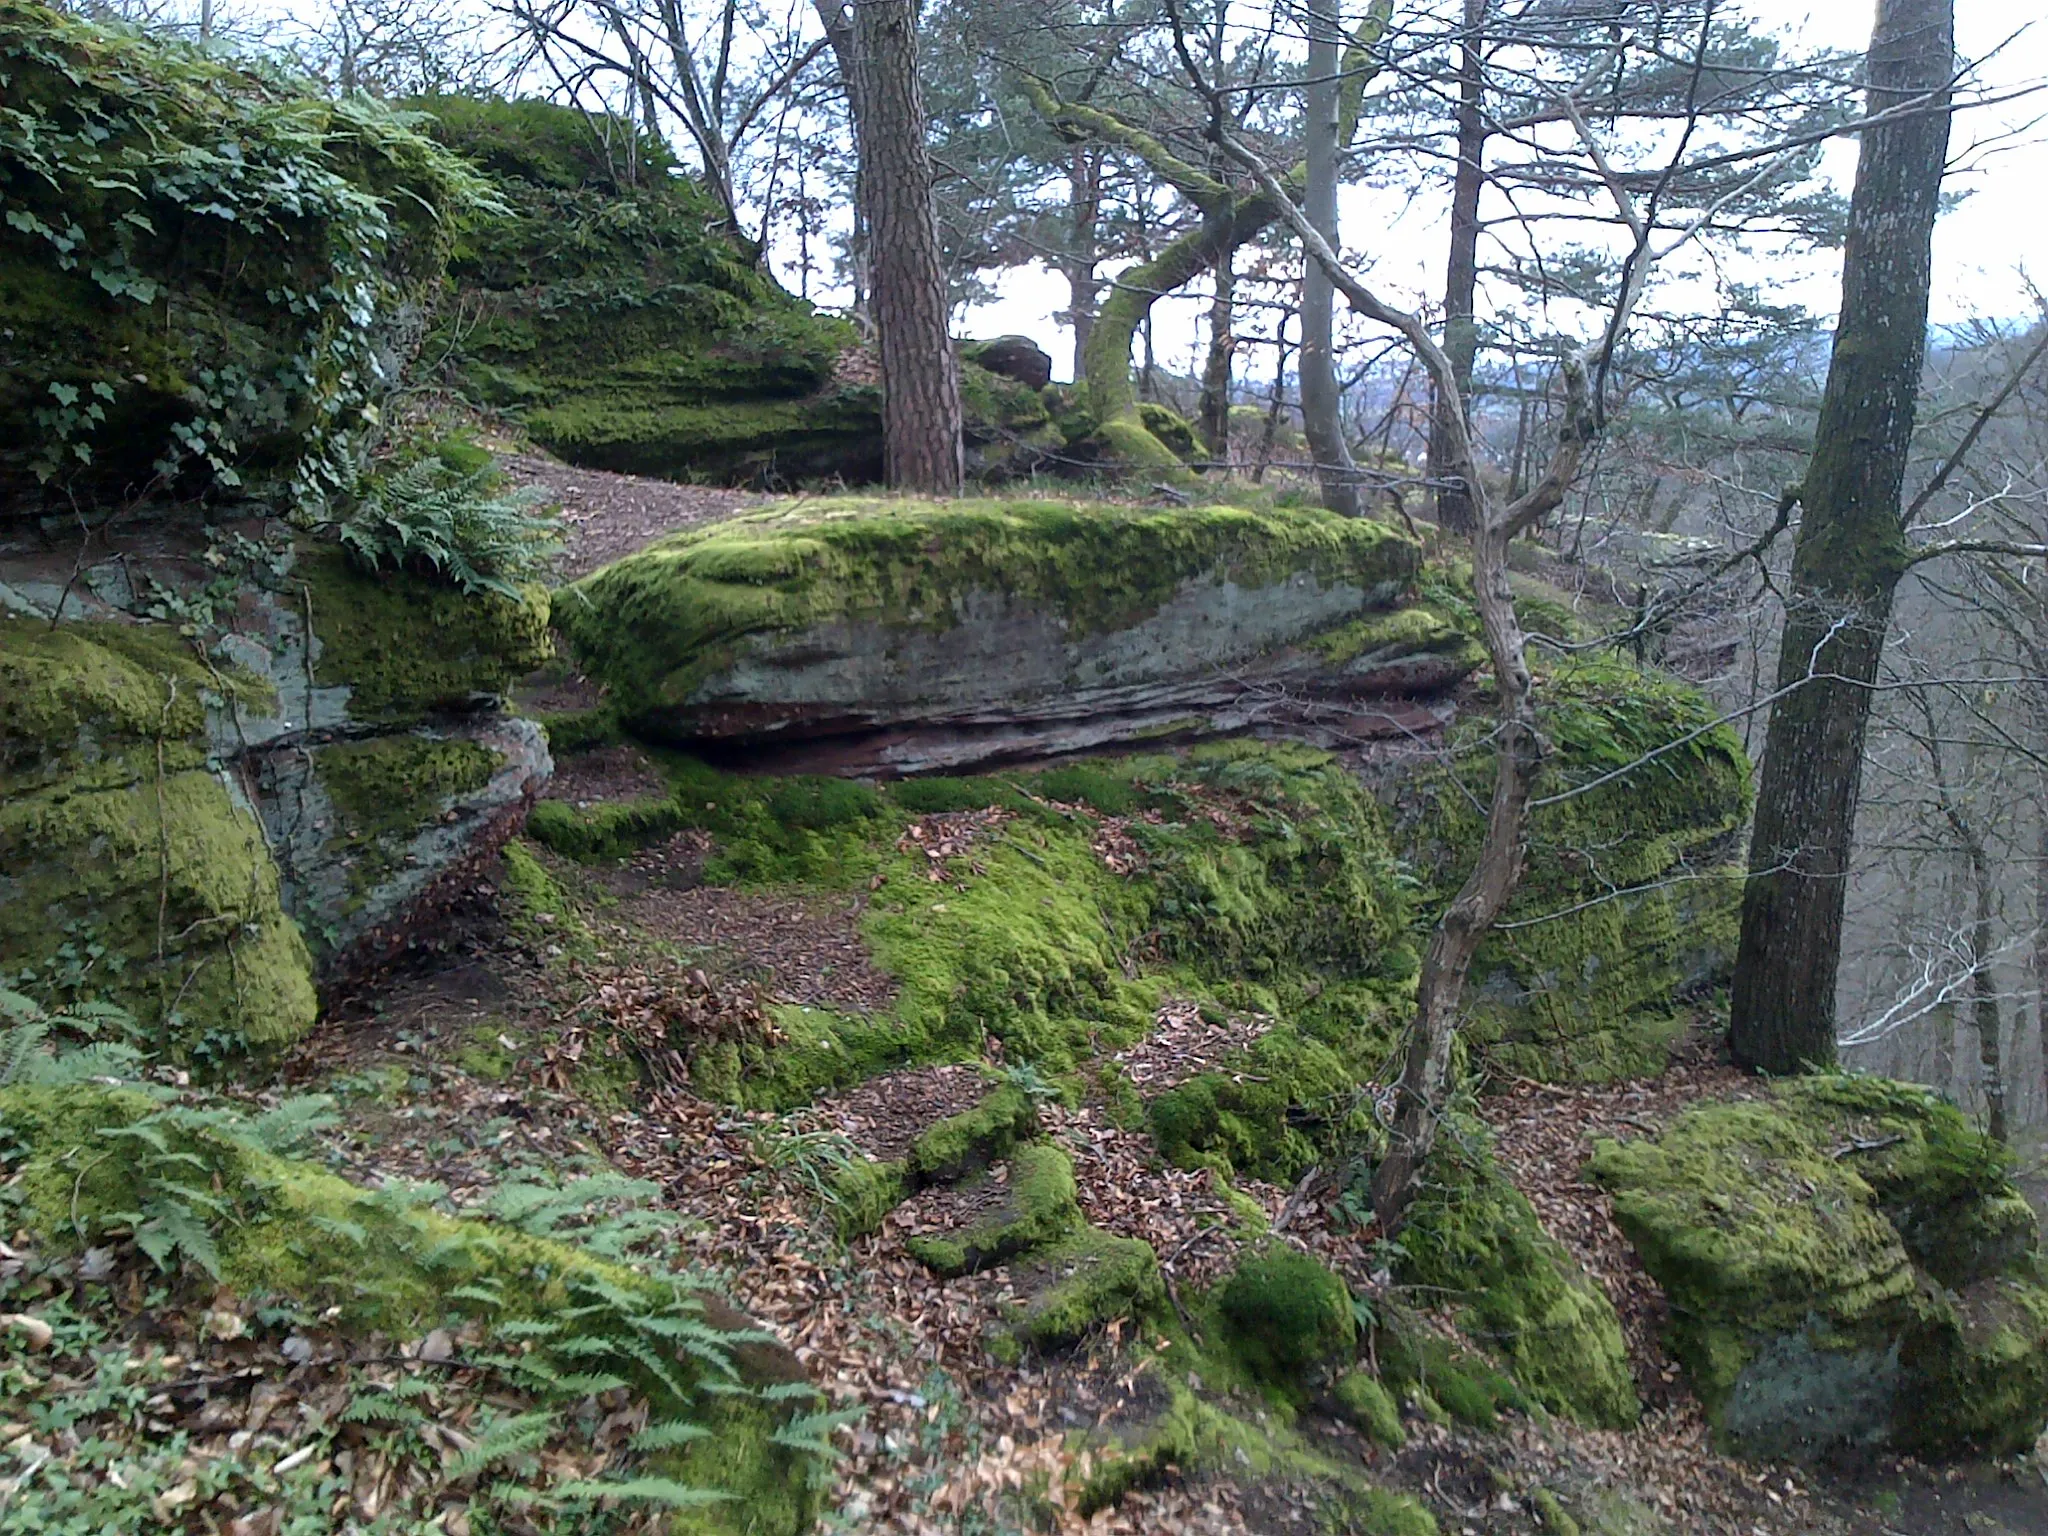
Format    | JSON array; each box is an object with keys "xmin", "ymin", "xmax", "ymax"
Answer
[
  {"xmin": 1964, "ymin": 835, "xmax": 2007, "ymax": 1140},
  {"xmin": 1065, "ymin": 148, "xmax": 1103, "ymax": 380},
  {"xmin": 1729, "ymin": 0, "xmax": 1953, "ymax": 1075},
  {"xmin": 1199, "ymin": 242, "xmax": 1237, "ymax": 463},
  {"xmin": 848, "ymin": 0, "xmax": 962, "ymax": 492},
  {"xmin": 1300, "ymin": 0, "xmax": 1359, "ymax": 514},
  {"xmin": 1427, "ymin": 0, "xmax": 1486, "ymax": 535},
  {"xmin": 2035, "ymin": 679, "xmax": 2048, "ymax": 1125}
]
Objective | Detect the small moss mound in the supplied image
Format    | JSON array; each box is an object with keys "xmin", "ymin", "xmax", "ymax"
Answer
[
  {"xmin": 906, "ymin": 1143, "xmax": 1081, "ymax": 1276},
  {"xmin": 1334, "ymin": 1370, "xmax": 1406, "ymax": 1448},
  {"xmin": 1007, "ymin": 1227, "xmax": 1165, "ymax": 1350},
  {"xmin": 910, "ymin": 1083, "xmax": 1041, "ymax": 1181},
  {"xmin": 526, "ymin": 793, "xmax": 684, "ymax": 861},
  {"xmin": 1373, "ymin": 1308, "xmax": 1528, "ymax": 1430},
  {"xmin": 1214, "ymin": 1245, "xmax": 1357, "ymax": 1386}
]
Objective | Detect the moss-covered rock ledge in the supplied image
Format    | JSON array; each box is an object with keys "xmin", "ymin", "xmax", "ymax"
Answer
[
  {"xmin": 1591, "ymin": 1075, "xmax": 2048, "ymax": 1459},
  {"xmin": 556, "ymin": 497, "xmax": 1478, "ymax": 772}
]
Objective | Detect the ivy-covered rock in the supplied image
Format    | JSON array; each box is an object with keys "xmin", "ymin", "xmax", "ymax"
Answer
[
  {"xmin": 1589, "ymin": 1075, "xmax": 2048, "ymax": 1458},
  {"xmin": 557, "ymin": 497, "xmax": 1463, "ymax": 770},
  {"xmin": 0, "ymin": 5, "xmax": 487, "ymax": 514}
]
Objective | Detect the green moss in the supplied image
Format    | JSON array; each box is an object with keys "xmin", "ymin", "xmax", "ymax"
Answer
[
  {"xmin": 318, "ymin": 735, "xmax": 499, "ymax": 838},
  {"xmin": 0, "ymin": 764, "xmax": 315, "ymax": 1055},
  {"xmin": 496, "ymin": 839, "xmax": 596, "ymax": 960},
  {"xmin": 828, "ymin": 1157, "xmax": 908, "ymax": 1240},
  {"xmin": 300, "ymin": 545, "xmax": 552, "ymax": 721},
  {"xmin": 1774, "ymin": 1074, "xmax": 2033, "ymax": 1289},
  {"xmin": 906, "ymin": 1143, "xmax": 1081, "ymax": 1276},
  {"xmin": 0, "ymin": 1082, "xmax": 816, "ymax": 1531},
  {"xmin": 536, "ymin": 705, "xmax": 622, "ymax": 754},
  {"xmin": 910, "ymin": 1083, "xmax": 1040, "ymax": 1181},
  {"xmin": 1530, "ymin": 1488, "xmax": 1581, "ymax": 1536},
  {"xmin": 1006, "ymin": 1226, "xmax": 1165, "ymax": 1349},
  {"xmin": 1400, "ymin": 1119, "xmax": 1638, "ymax": 1427},
  {"xmin": 526, "ymin": 793, "xmax": 684, "ymax": 861},
  {"xmin": 557, "ymin": 497, "xmax": 1419, "ymax": 724},
  {"xmin": 663, "ymin": 755, "xmax": 886, "ymax": 888},
  {"xmin": 1373, "ymin": 1311, "xmax": 1527, "ymax": 1430},
  {"xmin": 1345, "ymin": 1490, "xmax": 1441, "ymax": 1536},
  {"xmin": 1092, "ymin": 408, "xmax": 1196, "ymax": 473},
  {"xmin": 1308, "ymin": 604, "xmax": 1484, "ymax": 671},
  {"xmin": 1394, "ymin": 655, "xmax": 1751, "ymax": 1081},
  {"xmin": 1333, "ymin": 1370, "xmax": 1406, "ymax": 1448},
  {"xmin": 1589, "ymin": 1078, "xmax": 2048, "ymax": 1456},
  {"xmin": 1214, "ymin": 1246, "xmax": 1357, "ymax": 1386}
]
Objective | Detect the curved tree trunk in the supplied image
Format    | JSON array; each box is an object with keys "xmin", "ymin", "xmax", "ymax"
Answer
[
  {"xmin": 1729, "ymin": 0, "xmax": 1953, "ymax": 1075},
  {"xmin": 849, "ymin": 0, "xmax": 962, "ymax": 493},
  {"xmin": 1300, "ymin": 0, "xmax": 1359, "ymax": 515},
  {"xmin": 1198, "ymin": 240, "xmax": 1238, "ymax": 464}
]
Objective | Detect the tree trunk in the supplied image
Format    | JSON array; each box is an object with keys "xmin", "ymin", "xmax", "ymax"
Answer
[
  {"xmin": 1199, "ymin": 242, "xmax": 1237, "ymax": 464},
  {"xmin": 1728, "ymin": 0, "xmax": 1953, "ymax": 1075},
  {"xmin": 1300, "ymin": 0, "xmax": 1359, "ymax": 515},
  {"xmin": 1064, "ymin": 148, "xmax": 1103, "ymax": 381},
  {"xmin": 848, "ymin": 0, "xmax": 961, "ymax": 491},
  {"xmin": 1427, "ymin": 0, "xmax": 1486, "ymax": 535},
  {"xmin": 1371, "ymin": 516, "xmax": 1541, "ymax": 1223},
  {"xmin": 2035, "ymin": 680, "xmax": 2048, "ymax": 1125},
  {"xmin": 1964, "ymin": 835, "xmax": 2007, "ymax": 1140}
]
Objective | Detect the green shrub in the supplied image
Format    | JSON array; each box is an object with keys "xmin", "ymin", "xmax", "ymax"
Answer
[{"xmin": 338, "ymin": 458, "xmax": 562, "ymax": 599}]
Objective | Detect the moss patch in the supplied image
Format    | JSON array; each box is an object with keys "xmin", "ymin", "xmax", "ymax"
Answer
[
  {"xmin": 1400, "ymin": 1119, "xmax": 1638, "ymax": 1427},
  {"xmin": 300, "ymin": 545, "xmax": 552, "ymax": 721},
  {"xmin": 1334, "ymin": 1370, "xmax": 1406, "ymax": 1448},
  {"xmin": 1391, "ymin": 655, "xmax": 1751, "ymax": 1081},
  {"xmin": 1213, "ymin": 1245, "xmax": 1357, "ymax": 1387},
  {"xmin": 1006, "ymin": 1227, "xmax": 1165, "ymax": 1350}
]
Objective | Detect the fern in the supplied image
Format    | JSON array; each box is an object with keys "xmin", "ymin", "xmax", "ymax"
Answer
[
  {"xmin": 0, "ymin": 990, "xmax": 144, "ymax": 1087},
  {"xmin": 628, "ymin": 1420, "xmax": 711, "ymax": 1452},
  {"xmin": 443, "ymin": 1410, "xmax": 557, "ymax": 1483},
  {"xmin": 769, "ymin": 1405, "xmax": 861, "ymax": 1457},
  {"xmin": 247, "ymin": 1095, "xmax": 338, "ymax": 1152},
  {"xmin": 553, "ymin": 1477, "xmax": 729, "ymax": 1508},
  {"xmin": 338, "ymin": 458, "xmax": 561, "ymax": 599}
]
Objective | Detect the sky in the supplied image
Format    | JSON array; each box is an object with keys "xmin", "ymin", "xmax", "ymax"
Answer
[{"xmin": 956, "ymin": 2, "xmax": 2048, "ymax": 381}]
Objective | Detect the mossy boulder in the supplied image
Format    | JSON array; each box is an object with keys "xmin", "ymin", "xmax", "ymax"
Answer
[
  {"xmin": 1399, "ymin": 1120, "xmax": 1637, "ymax": 1427},
  {"xmin": 0, "ymin": 531, "xmax": 555, "ymax": 1053},
  {"xmin": 1387, "ymin": 656, "xmax": 1751, "ymax": 1081},
  {"xmin": 1589, "ymin": 1075, "xmax": 2048, "ymax": 1457},
  {"xmin": 1214, "ymin": 1246, "xmax": 1358, "ymax": 1387},
  {"xmin": 0, "ymin": 1082, "xmax": 819, "ymax": 1533},
  {"xmin": 0, "ymin": 618, "xmax": 317, "ymax": 1053},
  {"xmin": 558, "ymin": 496, "xmax": 1464, "ymax": 771}
]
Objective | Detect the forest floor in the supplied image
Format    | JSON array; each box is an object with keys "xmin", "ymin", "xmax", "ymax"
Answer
[{"xmin": 281, "ymin": 831, "xmax": 2046, "ymax": 1536}]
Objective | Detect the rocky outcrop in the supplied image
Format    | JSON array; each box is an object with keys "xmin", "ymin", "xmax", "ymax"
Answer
[
  {"xmin": 963, "ymin": 335, "xmax": 1055, "ymax": 391},
  {"xmin": 0, "ymin": 522, "xmax": 552, "ymax": 1052},
  {"xmin": 1590, "ymin": 1075, "xmax": 2048, "ymax": 1458},
  {"xmin": 556, "ymin": 497, "xmax": 1480, "ymax": 774}
]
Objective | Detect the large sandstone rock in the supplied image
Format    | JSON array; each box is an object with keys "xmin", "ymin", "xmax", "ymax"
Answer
[
  {"xmin": 0, "ymin": 524, "xmax": 552, "ymax": 1052},
  {"xmin": 556, "ymin": 497, "xmax": 1480, "ymax": 774},
  {"xmin": 1590, "ymin": 1075, "xmax": 2048, "ymax": 1459}
]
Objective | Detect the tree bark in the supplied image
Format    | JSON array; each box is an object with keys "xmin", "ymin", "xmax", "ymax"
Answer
[
  {"xmin": 1965, "ymin": 834, "xmax": 2007, "ymax": 1140},
  {"xmin": 848, "ymin": 0, "xmax": 962, "ymax": 492},
  {"xmin": 1198, "ymin": 240, "xmax": 1237, "ymax": 464},
  {"xmin": 1728, "ymin": 0, "xmax": 1953, "ymax": 1075},
  {"xmin": 1064, "ymin": 147, "xmax": 1103, "ymax": 381},
  {"xmin": 1300, "ymin": 0, "xmax": 1359, "ymax": 515},
  {"xmin": 1427, "ymin": 0, "xmax": 1486, "ymax": 535}
]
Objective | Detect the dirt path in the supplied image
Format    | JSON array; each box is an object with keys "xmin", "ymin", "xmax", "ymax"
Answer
[{"xmin": 502, "ymin": 450, "xmax": 765, "ymax": 578}]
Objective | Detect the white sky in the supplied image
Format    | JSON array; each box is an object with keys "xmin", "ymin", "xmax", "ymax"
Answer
[{"xmin": 957, "ymin": 3, "xmax": 2048, "ymax": 380}]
